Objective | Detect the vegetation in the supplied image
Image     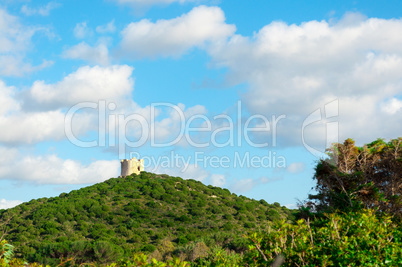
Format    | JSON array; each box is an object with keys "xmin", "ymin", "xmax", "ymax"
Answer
[
  {"xmin": 245, "ymin": 209, "xmax": 402, "ymax": 266},
  {"xmin": 2, "ymin": 209, "xmax": 402, "ymax": 266},
  {"xmin": 308, "ymin": 138, "xmax": 402, "ymax": 216},
  {"xmin": 0, "ymin": 137, "xmax": 401, "ymax": 266},
  {"xmin": 0, "ymin": 172, "xmax": 293, "ymax": 265}
]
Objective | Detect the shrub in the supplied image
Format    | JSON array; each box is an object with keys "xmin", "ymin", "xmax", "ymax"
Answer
[
  {"xmin": 141, "ymin": 244, "xmax": 156, "ymax": 253},
  {"xmin": 244, "ymin": 209, "xmax": 402, "ymax": 266},
  {"xmin": 93, "ymin": 241, "xmax": 123, "ymax": 264},
  {"xmin": 0, "ymin": 240, "xmax": 14, "ymax": 265}
]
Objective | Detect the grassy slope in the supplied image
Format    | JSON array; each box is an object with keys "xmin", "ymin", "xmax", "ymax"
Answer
[{"xmin": 0, "ymin": 172, "xmax": 295, "ymax": 263}]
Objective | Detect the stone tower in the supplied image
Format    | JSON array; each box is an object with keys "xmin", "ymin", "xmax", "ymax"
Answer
[{"xmin": 120, "ymin": 157, "xmax": 144, "ymax": 177}]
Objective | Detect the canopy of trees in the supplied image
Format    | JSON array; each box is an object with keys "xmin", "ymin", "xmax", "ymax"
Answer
[
  {"xmin": 2, "ymin": 138, "xmax": 401, "ymax": 266},
  {"xmin": 309, "ymin": 138, "xmax": 402, "ymax": 216},
  {"xmin": 0, "ymin": 172, "xmax": 294, "ymax": 265}
]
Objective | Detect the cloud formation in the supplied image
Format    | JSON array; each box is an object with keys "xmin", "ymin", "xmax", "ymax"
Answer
[
  {"xmin": 119, "ymin": 6, "xmax": 236, "ymax": 58},
  {"xmin": 0, "ymin": 65, "xmax": 134, "ymax": 144},
  {"xmin": 0, "ymin": 199, "xmax": 22, "ymax": 209},
  {"xmin": 111, "ymin": 0, "xmax": 194, "ymax": 8},
  {"xmin": 0, "ymin": 8, "xmax": 49, "ymax": 76},
  {"xmin": 74, "ymin": 22, "xmax": 93, "ymax": 39},
  {"xmin": 21, "ymin": 2, "xmax": 61, "ymax": 16},
  {"xmin": 209, "ymin": 13, "xmax": 402, "ymax": 146},
  {"xmin": 230, "ymin": 176, "xmax": 282, "ymax": 193},
  {"xmin": 0, "ymin": 64, "xmax": 210, "ymax": 147},
  {"xmin": 209, "ymin": 174, "xmax": 226, "ymax": 187},
  {"xmin": 96, "ymin": 20, "xmax": 116, "ymax": 34},
  {"xmin": 0, "ymin": 147, "xmax": 119, "ymax": 184},
  {"xmin": 0, "ymin": 80, "xmax": 70, "ymax": 144},
  {"xmin": 63, "ymin": 42, "xmax": 110, "ymax": 65},
  {"xmin": 23, "ymin": 65, "xmax": 134, "ymax": 110},
  {"xmin": 287, "ymin": 162, "xmax": 305, "ymax": 174},
  {"xmin": 155, "ymin": 163, "xmax": 209, "ymax": 182}
]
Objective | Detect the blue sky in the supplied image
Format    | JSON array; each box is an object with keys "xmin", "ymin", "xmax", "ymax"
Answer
[{"xmin": 1, "ymin": 0, "xmax": 402, "ymax": 209}]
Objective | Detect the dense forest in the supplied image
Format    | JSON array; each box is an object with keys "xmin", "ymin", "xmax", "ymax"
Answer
[
  {"xmin": 0, "ymin": 172, "xmax": 294, "ymax": 265},
  {"xmin": 0, "ymin": 138, "xmax": 401, "ymax": 266}
]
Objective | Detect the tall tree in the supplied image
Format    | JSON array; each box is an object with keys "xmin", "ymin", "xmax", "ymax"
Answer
[{"xmin": 309, "ymin": 138, "xmax": 402, "ymax": 217}]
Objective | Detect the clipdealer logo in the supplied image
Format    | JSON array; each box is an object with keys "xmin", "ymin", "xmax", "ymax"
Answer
[{"xmin": 64, "ymin": 99, "xmax": 339, "ymax": 171}]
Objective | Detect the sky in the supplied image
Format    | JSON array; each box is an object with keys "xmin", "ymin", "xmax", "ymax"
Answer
[{"xmin": 1, "ymin": 0, "xmax": 402, "ymax": 209}]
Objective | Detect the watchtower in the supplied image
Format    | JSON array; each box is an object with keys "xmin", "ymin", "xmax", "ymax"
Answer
[{"xmin": 120, "ymin": 157, "xmax": 144, "ymax": 177}]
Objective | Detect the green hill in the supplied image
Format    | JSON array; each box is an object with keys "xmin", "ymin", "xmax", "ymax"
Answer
[{"xmin": 0, "ymin": 172, "xmax": 295, "ymax": 265}]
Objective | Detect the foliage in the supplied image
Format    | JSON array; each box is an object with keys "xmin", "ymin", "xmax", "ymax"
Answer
[
  {"xmin": 193, "ymin": 246, "xmax": 243, "ymax": 266},
  {"xmin": 309, "ymin": 138, "xmax": 402, "ymax": 216},
  {"xmin": 0, "ymin": 172, "xmax": 294, "ymax": 265},
  {"xmin": 1, "ymin": 144, "xmax": 401, "ymax": 266},
  {"xmin": 244, "ymin": 209, "xmax": 402, "ymax": 266},
  {"xmin": 118, "ymin": 253, "xmax": 190, "ymax": 267},
  {"xmin": 0, "ymin": 240, "xmax": 14, "ymax": 265},
  {"xmin": 3, "ymin": 207, "xmax": 402, "ymax": 267}
]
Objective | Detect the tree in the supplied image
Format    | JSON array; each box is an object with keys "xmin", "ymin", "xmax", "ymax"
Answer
[{"xmin": 308, "ymin": 138, "xmax": 402, "ymax": 217}]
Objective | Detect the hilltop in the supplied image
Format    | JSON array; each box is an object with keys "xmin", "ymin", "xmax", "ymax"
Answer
[{"xmin": 0, "ymin": 172, "xmax": 295, "ymax": 265}]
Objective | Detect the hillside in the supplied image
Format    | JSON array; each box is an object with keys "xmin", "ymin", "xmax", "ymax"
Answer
[{"xmin": 0, "ymin": 172, "xmax": 295, "ymax": 265}]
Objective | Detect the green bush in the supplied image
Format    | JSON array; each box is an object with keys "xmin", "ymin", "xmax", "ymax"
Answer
[
  {"xmin": 244, "ymin": 209, "xmax": 402, "ymax": 266},
  {"xmin": 0, "ymin": 240, "xmax": 15, "ymax": 265},
  {"xmin": 141, "ymin": 244, "xmax": 156, "ymax": 253}
]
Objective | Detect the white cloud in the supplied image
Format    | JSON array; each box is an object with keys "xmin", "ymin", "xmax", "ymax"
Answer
[
  {"xmin": 96, "ymin": 20, "xmax": 116, "ymax": 34},
  {"xmin": 0, "ymin": 199, "xmax": 23, "ymax": 209},
  {"xmin": 119, "ymin": 6, "xmax": 236, "ymax": 58},
  {"xmin": 230, "ymin": 178, "xmax": 255, "ymax": 193},
  {"xmin": 0, "ymin": 110, "xmax": 74, "ymax": 144},
  {"xmin": 209, "ymin": 174, "xmax": 225, "ymax": 187},
  {"xmin": 63, "ymin": 42, "xmax": 110, "ymax": 65},
  {"xmin": 151, "ymin": 103, "xmax": 208, "ymax": 143},
  {"xmin": 285, "ymin": 203, "xmax": 298, "ymax": 209},
  {"xmin": 0, "ymin": 80, "xmax": 18, "ymax": 115},
  {"xmin": 155, "ymin": 163, "xmax": 209, "ymax": 181},
  {"xmin": 287, "ymin": 162, "xmax": 305, "ymax": 174},
  {"xmin": 21, "ymin": 2, "xmax": 61, "ymax": 16},
  {"xmin": 74, "ymin": 22, "xmax": 92, "ymax": 39},
  {"xmin": 381, "ymin": 98, "xmax": 402, "ymax": 114},
  {"xmin": 230, "ymin": 176, "xmax": 281, "ymax": 193},
  {"xmin": 111, "ymin": 0, "xmax": 193, "ymax": 7},
  {"xmin": 0, "ymin": 81, "xmax": 73, "ymax": 144},
  {"xmin": 0, "ymin": 8, "xmax": 49, "ymax": 76},
  {"xmin": 106, "ymin": 102, "xmax": 211, "ymax": 154},
  {"xmin": 0, "ymin": 65, "xmax": 135, "ymax": 144},
  {"xmin": 0, "ymin": 9, "xmax": 33, "ymax": 53},
  {"xmin": 0, "ymin": 79, "xmax": 93, "ymax": 144},
  {"xmin": 0, "ymin": 147, "xmax": 119, "ymax": 184},
  {"xmin": 209, "ymin": 13, "xmax": 402, "ymax": 147},
  {"xmin": 0, "ymin": 65, "xmax": 209, "ymax": 146},
  {"xmin": 23, "ymin": 65, "xmax": 134, "ymax": 110},
  {"xmin": 0, "ymin": 56, "xmax": 53, "ymax": 77}
]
